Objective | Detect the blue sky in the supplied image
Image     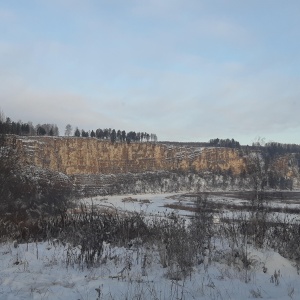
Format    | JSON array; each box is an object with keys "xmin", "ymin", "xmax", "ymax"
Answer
[{"xmin": 0, "ymin": 0, "xmax": 299, "ymax": 145}]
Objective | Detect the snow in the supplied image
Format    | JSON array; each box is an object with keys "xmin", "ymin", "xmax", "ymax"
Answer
[
  {"xmin": 1, "ymin": 192, "xmax": 300, "ymax": 299},
  {"xmin": 79, "ymin": 193, "xmax": 188, "ymax": 216},
  {"xmin": 77, "ymin": 193, "xmax": 300, "ymax": 223},
  {"xmin": 1, "ymin": 239, "xmax": 299, "ymax": 299}
]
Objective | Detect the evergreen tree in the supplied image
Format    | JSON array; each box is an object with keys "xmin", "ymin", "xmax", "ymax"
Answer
[
  {"xmin": 103, "ymin": 128, "xmax": 109, "ymax": 139},
  {"xmin": 117, "ymin": 130, "xmax": 121, "ymax": 141},
  {"xmin": 37, "ymin": 126, "xmax": 46, "ymax": 135},
  {"xmin": 90, "ymin": 130, "xmax": 96, "ymax": 138},
  {"xmin": 49, "ymin": 127, "xmax": 54, "ymax": 136},
  {"xmin": 111, "ymin": 129, "xmax": 117, "ymax": 143},
  {"xmin": 23, "ymin": 124, "xmax": 30, "ymax": 135},
  {"xmin": 121, "ymin": 130, "xmax": 126, "ymax": 142},
  {"xmin": 81, "ymin": 129, "xmax": 89, "ymax": 137},
  {"xmin": 96, "ymin": 128, "xmax": 104, "ymax": 139},
  {"xmin": 74, "ymin": 128, "xmax": 80, "ymax": 137}
]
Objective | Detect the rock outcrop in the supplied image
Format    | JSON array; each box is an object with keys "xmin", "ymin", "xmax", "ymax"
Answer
[
  {"xmin": 15, "ymin": 136, "xmax": 246, "ymax": 176},
  {"xmin": 4, "ymin": 135, "xmax": 298, "ymax": 196}
]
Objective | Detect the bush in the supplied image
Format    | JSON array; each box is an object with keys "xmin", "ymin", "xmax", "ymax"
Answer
[{"xmin": 0, "ymin": 135, "xmax": 74, "ymax": 240}]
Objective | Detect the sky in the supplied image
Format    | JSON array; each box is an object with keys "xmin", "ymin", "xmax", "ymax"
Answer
[{"xmin": 0, "ymin": 0, "xmax": 299, "ymax": 145}]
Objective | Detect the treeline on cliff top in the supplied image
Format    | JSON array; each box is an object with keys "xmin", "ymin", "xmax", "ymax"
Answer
[
  {"xmin": 0, "ymin": 109, "xmax": 157, "ymax": 143},
  {"xmin": 1, "ymin": 109, "xmax": 300, "ymax": 155},
  {"xmin": 73, "ymin": 126, "xmax": 157, "ymax": 143},
  {"xmin": 0, "ymin": 109, "xmax": 59, "ymax": 136},
  {"xmin": 161, "ymin": 138, "xmax": 300, "ymax": 157}
]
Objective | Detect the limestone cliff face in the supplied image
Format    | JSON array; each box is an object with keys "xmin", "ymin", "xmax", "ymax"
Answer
[
  {"xmin": 272, "ymin": 154, "xmax": 299, "ymax": 178},
  {"xmin": 5, "ymin": 135, "xmax": 299, "ymax": 195},
  {"xmin": 14, "ymin": 136, "xmax": 246, "ymax": 176}
]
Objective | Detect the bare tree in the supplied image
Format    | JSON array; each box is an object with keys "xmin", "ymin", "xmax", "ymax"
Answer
[
  {"xmin": 246, "ymin": 151, "xmax": 268, "ymax": 207},
  {"xmin": 0, "ymin": 108, "xmax": 5, "ymax": 122},
  {"xmin": 65, "ymin": 124, "xmax": 73, "ymax": 136}
]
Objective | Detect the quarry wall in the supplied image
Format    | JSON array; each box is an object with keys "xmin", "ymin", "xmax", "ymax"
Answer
[
  {"xmin": 2, "ymin": 135, "xmax": 298, "ymax": 196},
  {"xmin": 14, "ymin": 136, "xmax": 246, "ymax": 176}
]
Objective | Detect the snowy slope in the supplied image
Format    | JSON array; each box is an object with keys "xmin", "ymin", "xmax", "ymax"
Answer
[{"xmin": 1, "ymin": 193, "xmax": 300, "ymax": 300}]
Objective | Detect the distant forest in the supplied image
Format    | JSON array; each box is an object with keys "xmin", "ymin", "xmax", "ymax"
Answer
[
  {"xmin": 208, "ymin": 138, "xmax": 241, "ymax": 148},
  {"xmin": 1, "ymin": 109, "xmax": 300, "ymax": 153},
  {"xmin": 0, "ymin": 110, "xmax": 59, "ymax": 137},
  {"xmin": 0, "ymin": 110, "xmax": 157, "ymax": 143},
  {"xmin": 72, "ymin": 126, "xmax": 157, "ymax": 143}
]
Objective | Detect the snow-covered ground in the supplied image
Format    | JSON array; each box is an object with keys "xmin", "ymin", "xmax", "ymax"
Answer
[
  {"xmin": 1, "ymin": 192, "xmax": 300, "ymax": 299},
  {"xmin": 78, "ymin": 193, "xmax": 195, "ymax": 216},
  {"xmin": 1, "ymin": 238, "xmax": 299, "ymax": 299},
  {"xmin": 79, "ymin": 192, "xmax": 300, "ymax": 222}
]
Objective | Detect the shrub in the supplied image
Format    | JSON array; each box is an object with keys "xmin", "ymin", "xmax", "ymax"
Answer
[{"xmin": 0, "ymin": 135, "xmax": 74, "ymax": 241}]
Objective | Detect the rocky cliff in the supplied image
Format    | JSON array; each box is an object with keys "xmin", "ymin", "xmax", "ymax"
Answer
[
  {"xmin": 15, "ymin": 136, "xmax": 246, "ymax": 176},
  {"xmin": 7, "ymin": 136, "xmax": 299, "ymax": 196}
]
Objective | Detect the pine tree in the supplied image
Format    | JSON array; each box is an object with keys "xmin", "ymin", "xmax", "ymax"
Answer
[
  {"xmin": 37, "ymin": 126, "xmax": 46, "ymax": 135},
  {"xmin": 74, "ymin": 128, "xmax": 80, "ymax": 137},
  {"xmin": 49, "ymin": 127, "xmax": 54, "ymax": 136},
  {"xmin": 111, "ymin": 129, "xmax": 117, "ymax": 143}
]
